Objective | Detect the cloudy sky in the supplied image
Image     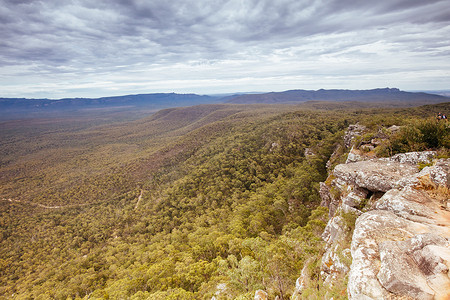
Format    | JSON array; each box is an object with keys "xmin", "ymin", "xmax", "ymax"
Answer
[{"xmin": 1, "ymin": 0, "xmax": 450, "ymax": 98}]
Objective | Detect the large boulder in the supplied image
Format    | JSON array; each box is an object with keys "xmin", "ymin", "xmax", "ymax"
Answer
[{"xmin": 333, "ymin": 159, "xmax": 419, "ymax": 192}]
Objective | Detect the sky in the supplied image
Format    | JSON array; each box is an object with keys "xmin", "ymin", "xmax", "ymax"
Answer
[{"xmin": 1, "ymin": 0, "xmax": 450, "ymax": 99}]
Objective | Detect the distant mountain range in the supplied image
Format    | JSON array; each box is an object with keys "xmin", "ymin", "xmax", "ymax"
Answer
[
  {"xmin": 0, "ymin": 93, "xmax": 219, "ymax": 111},
  {"xmin": 1, "ymin": 88, "xmax": 448, "ymax": 119},
  {"xmin": 225, "ymin": 88, "xmax": 449, "ymax": 104}
]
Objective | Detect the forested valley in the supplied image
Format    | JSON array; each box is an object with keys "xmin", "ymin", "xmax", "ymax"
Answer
[{"xmin": 1, "ymin": 102, "xmax": 449, "ymax": 299}]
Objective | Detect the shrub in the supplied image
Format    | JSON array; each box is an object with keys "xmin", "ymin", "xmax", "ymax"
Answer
[
  {"xmin": 390, "ymin": 119, "xmax": 449, "ymax": 154},
  {"xmin": 417, "ymin": 119, "xmax": 449, "ymax": 149}
]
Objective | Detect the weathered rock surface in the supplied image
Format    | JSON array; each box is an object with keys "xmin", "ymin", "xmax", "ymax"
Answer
[
  {"xmin": 342, "ymin": 190, "xmax": 368, "ymax": 209},
  {"xmin": 322, "ymin": 215, "xmax": 347, "ymax": 247},
  {"xmin": 318, "ymin": 151, "xmax": 450, "ymax": 300},
  {"xmin": 344, "ymin": 124, "xmax": 366, "ymax": 148},
  {"xmin": 319, "ymin": 182, "xmax": 339, "ymax": 217},
  {"xmin": 377, "ymin": 234, "xmax": 449, "ymax": 300},
  {"xmin": 322, "ymin": 243, "xmax": 351, "ymax": 285},
  {"xmin": 430, "ymin": 159, "xmax": 450, "ymax": 188},
  {"xmin": 346, "ymin": 146, "xmax": 366, "ymax": 164},
  {"xmin": 349, "ymin": 158, "xmax": 450, "ymax": 299},
  {"xmin": 292, "ymin": 258, "xmax": 313, "ymax": 299},
  {"xmin": 333, "ymin": 159, "xmax": 419, "ymax": 192},
  {"xmin": 388, "ymin": 151, "xmax": 436, "ymax": 165}
]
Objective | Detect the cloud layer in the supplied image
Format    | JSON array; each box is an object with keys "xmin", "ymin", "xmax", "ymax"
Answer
[{"xmin": 1, "ymin": 0, "xmax": 449, "ymax": 98}]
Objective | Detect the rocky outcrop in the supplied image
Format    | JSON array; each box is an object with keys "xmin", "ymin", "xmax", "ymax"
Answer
[
  {"xmin": 291, "ymin": 259, "xmax": 312, "ymax": 299},
  {"xmin": 344, "ymin": 124, "xmax": 366, "ymax": 148},
  {"xmin": 319, "ymin": 182, "xmax": 339, "ymax": 217},
  {"xmin": 389, "ymin": 150, "xmax": 436, "ymax": 165},
  {"xmin": 318, "ymin": 151, "xmax": 450, "ymax": 299},
  {"xmin": 333, "ymin": 159, "xmax": 420, "ymax": 192},
  {"xmin": 431, "ymin": 159, "xmax": 450, "ymax": 188}
]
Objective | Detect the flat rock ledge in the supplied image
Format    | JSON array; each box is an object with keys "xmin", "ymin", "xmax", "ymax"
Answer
[{"xmin": 320, "ymin": 153, "xmax": 450, "ymax": 300}]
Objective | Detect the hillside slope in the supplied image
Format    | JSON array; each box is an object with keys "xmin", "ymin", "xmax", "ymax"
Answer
[
  {"xmin": 0, "ymin": 102, "xmax": 449, "ymax": 299},
  {"xmin": 0, "ymin": 104, "xmax": 346, "ymax": 299},
  {"xmin": 0, "ymin": 93, "xmax": 221, "ymax": 120}
]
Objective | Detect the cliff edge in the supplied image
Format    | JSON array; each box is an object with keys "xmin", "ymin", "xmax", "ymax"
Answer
[{"xmin": 317, "ymin": 145, "xmax": 450, "ymax": 299}]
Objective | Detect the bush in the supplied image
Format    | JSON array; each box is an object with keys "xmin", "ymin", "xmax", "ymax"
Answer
[
  {"xmin": 417, "ymin": 119, "xmax": 449, "ymax": 149},
  {"xmin": 390, "ymin": 119, "xmax": 449, "ymax": 154}
]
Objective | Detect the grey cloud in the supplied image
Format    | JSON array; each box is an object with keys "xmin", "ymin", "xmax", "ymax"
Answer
[
  {"xmin": 379, "ymin": 0, "xmax": 444, "ymax": 13},
  {"xmin": 0, "ymin": 0, "xmax": 449, "ymax": 97},
  {"xmin": 2, "ymin": 0, "xmax": 447, "ymax": 63}
]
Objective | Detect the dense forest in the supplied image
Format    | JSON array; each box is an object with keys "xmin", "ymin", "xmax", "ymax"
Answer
[{"xmin": 1, "ymin": 102, "xmax": 449, "ymax": 299}]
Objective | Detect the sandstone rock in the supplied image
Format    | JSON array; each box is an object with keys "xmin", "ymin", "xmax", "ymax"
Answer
[
  {"xmin": 387, "ymin": 125, "xmax": 401, "ymax": 133},
  {"xmin": 430, "ymin": 158, "xmax": 450, "ymax": 188},
  {"xmin": 254, "ymin": 289, "xmax": 268, "ymax": 300},
  {"xmin": 377, "ymin": 240, "xmax": 435, "ymax": 300},
  {"xmin": 334, "ymin": 159, "xmax": 419, "ymax": 192},
  {"xmin": 348, "ymin": 210, "xmax": 419, "ymax": 300},
  {"xmin": 345, "ymin": 146, "xmax": 364, "ymax": 164},
  {"xmin": 344, "ymin": 124, "xmax": 366, "ymax": 148},
  {"xmin": 340, "ymin": 203, "xmax": 363, "ymax": 216},
  {"xmin": 321, "ymin": 208, "xmax": 356, "ymax": 288},
  {"xmin": 294, "ymin": 268, "xmax": 306, "ymax": 293},
  {"xmin": 321, "ymin": 243, "xmax": 351, "ymax": 285},
  {"xmin": 345, "ymin": 145, "xmax": 377, "ymax": 164},
  {"xmin": 388, "ymin": 151, "xmax": 436, "ymax": 165},
  {"xmin": 320, "ymin": 150, "xmax": 450, "ymax": 299},
  {"xmin": 348, "ymin": 192, "xmax": 450, "ymax": 299},
  {"xmin": 322, "ymin": 215, "xmax": 346, "ymax": 246},
  {"xmin": 292, "ymin": 258, "xmax": 313, "ymax": 298},
  {"xmin": 319, "ymin": 182, "xmax": 339, "ymax": 217},
  {"xmin": 342, "ymin": 191, "xmax": 365, "ymax": 209},
  {"xmin": 377, "ymin": 233, "xmax": 449, "ymax": 300},
  {"xmin": 375, "ymin": 187, "xmax": 436, "ymax": 223},
  {"xmin": 353, "ymin": 186, "xmax": 370, "ymax": 199}
]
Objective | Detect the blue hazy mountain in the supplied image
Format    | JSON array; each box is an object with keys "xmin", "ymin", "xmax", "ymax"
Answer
[
  {"xmin": 0, "ymin": 93, "xmax": 219, "ymax": 111},
  {"xmin": 1, "ymin": 89, "xmax": 448, "ymax": 120},
  {"xmin": 225, "ymin": 88, "xmax": 449, "ymax": 104}
]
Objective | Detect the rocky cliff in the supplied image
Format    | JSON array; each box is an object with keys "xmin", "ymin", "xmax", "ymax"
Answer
[{"xmin": 314, "ymin": 132, "xmax": 450, "ymax": 299}]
